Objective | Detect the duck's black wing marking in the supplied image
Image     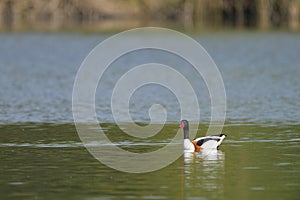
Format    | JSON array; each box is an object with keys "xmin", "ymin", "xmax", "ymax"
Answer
[{"xmin": 197, "ymin": 138, "xmax": 220, "ymax": 146}]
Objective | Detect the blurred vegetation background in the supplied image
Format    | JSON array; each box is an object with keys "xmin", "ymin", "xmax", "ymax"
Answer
[{"xmin": 0, "ymin": 0, "xmax": 299, "ymax": 32}]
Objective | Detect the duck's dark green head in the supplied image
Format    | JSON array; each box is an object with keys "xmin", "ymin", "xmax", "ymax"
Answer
[
  {"xmin": 180, "ymin": 120, "xmax": 189, "ymax": 130},
  {"xmin": 180, "ymin": 120, "xmax": 190, "ymax": 139}
]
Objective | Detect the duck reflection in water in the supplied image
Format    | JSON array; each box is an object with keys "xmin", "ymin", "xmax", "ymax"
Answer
[{"xmin": 181, "ymin": 150, "xmax": 225, "ymax": 199}]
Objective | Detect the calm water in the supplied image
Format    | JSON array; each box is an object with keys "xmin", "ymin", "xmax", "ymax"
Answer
[{"xmin": 1, "ymin": 32, "xmax": 300, "ymax": 199}]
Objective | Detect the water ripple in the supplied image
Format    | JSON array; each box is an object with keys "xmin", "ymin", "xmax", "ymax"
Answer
[{"xmin": 0, "ymin": 141, "xmax": 180, "ymax": 148}]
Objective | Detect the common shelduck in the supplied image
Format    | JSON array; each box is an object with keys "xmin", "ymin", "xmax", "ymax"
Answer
[{"xmin": 179, "ymin": 120, "xmax": 226, "ymax": 152}]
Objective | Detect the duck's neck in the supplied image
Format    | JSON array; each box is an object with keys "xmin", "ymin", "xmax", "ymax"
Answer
[{"xmin": 183, "ymin": 128, "xmax": 189, "ymax": 139}]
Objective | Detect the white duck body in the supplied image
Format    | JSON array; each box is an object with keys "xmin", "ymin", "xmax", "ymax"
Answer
[{"xmin": 183, "ymin": 139, "xmax": 195, "ymax": 152}]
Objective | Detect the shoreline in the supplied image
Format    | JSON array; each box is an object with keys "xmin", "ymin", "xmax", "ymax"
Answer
[{"xmin": 1, "ymin": 0, "xmax": 299, "ymax": 33}]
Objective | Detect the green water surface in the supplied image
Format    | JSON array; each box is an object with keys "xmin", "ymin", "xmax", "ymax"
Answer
[{"xmin": 1, "ymin": 123, "xmax": 299, "ymax": 200}]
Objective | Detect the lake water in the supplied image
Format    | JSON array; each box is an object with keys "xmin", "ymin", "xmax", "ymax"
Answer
[{"xmin": 0, "ymin": 32, "xmax": 300, "ymax": 199}]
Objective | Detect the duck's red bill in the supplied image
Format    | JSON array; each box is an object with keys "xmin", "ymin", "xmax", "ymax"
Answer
[{"xmin": 180, "ymin": 122, "xmax": 184, "ymax": 128}]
